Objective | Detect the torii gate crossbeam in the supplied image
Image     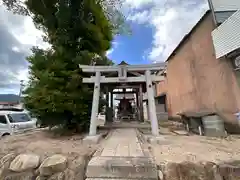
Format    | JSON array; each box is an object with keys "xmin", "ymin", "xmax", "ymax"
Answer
[{"xmin": 79, "ymin": 62, "xmax": 166, "ymax": 137}]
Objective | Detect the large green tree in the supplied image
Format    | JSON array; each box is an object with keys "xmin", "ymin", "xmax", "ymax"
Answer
[
  {"xmin": 23, "ymin": 0, "xmax": 114, "ymax": 132},
  {"xmin": 2, "ymin": 0, "xmax": 130, "ymax": 35}
]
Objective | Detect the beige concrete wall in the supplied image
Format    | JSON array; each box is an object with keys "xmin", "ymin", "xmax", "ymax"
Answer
[
  {"xmin": 156, "ymin": 80, "xmax": 167, "ymax": 96},
  {"xmin": 167, "ymin": 34, "xmax": 200, "ymax": 115},
  {"xmin": 166, "ymin": 13, "xmax": 240, "ymax": 125}
]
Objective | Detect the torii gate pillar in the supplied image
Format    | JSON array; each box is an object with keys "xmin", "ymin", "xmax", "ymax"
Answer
[
  {"xmin": 89, "ymin": 71, "xmax": 101, "ymax": 136},
  {"xmin": 146, "ymin": 70, "xmax": 159, "ymax": 136},
  {"xmin": 80, "ymin": 62, "xmax": 166, "ymax": 138}
]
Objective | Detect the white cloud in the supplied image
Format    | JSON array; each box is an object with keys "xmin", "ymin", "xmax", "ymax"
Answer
[
  {"xmin": 17, "ymin": 69, "xmax": 29, "ymax": 82},
  {"xmin": 0, "ymin": 6, "xmax": 47, "ymax": 48},
  {"xmin": 0, "ymin": 5, "xmax": 49, "ymax": 93},
  {"xmin": 125, "ymin": 0, "xmax": 209, "ymax": 62},
  {"xmin": 12, "ymin": 46, "xmax": 20, "ymax": 53},
  {"xmin": 106, "ymin": 41, "xmax": 119, "ymax": 57},
  {"xmin": 127, "ymin": 10, "xmax": 150, "ymax": 24},
  {"xmin": 124, "ymin": 0, "xmax": 154, "ymax": 9},
  {"xmin": 106, "ymin": 48, "xmax": 114, "ymax": 56}
]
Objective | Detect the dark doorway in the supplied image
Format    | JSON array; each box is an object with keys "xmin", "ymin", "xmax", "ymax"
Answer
[{"xmin": 156, "ymin": 94, "xmax": 167, "ymax": 112}]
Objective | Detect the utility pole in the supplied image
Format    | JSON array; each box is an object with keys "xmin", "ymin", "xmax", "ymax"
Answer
[
  {"xmin": 207, "ymin": 0, "xmax": 217, "ymax": 25},
  {"xmin": 19, "ymin": 80, "xmax": 24, "ymax": 103}
]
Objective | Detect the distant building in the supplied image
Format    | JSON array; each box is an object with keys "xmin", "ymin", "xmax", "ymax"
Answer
[{"xmin": 0, "ymin": 94, "xmax": 23, "ymax": 109}]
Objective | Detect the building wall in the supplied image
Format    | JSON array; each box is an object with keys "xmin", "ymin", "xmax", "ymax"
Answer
[
  {"xmin": 167, "ymin": 13, "xmax": 240, "ymax": 124},
  {"xmin": 211, "ymin": 0, "xmax": 239, "ymax": 24},
  {"xmin": 156, "ymin": 80, "xmax": 167, "ymax": 96},
  {"xmin": 155, "ymin": 79, "xmax": 169, "ymax": 115},
  {"xmin": 211, "ymin": 0, "xmax": 240, "ymax": 11},
  {"xmin": 215, "ymin": 11, "xmax": 236, "ymax": 24},
  {"xmin": 0, "ymin": 103, "xmax": 23, "ymax": 109},
  {"xmin": 167, "ymin": 36, "xmax": 200, "ymax": 115},
  {"xmin": 144, "ymin": 101, "xmax": 168, "ymax": 121}
]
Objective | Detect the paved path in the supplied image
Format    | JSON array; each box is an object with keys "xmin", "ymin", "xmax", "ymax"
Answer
[
  {"xmin": 101, "ymin": 128, "xmax": 144, "ymax": 157},
  {"xmin": 86, "ymin": 128, "xmax": 158, "ymax": 180}
]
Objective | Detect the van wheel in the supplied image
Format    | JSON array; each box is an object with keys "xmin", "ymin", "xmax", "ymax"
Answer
[
  {"xmin": 36, "ymin": 122, "xmax": 42, "ymax": 128},
  {"xmin": 2, "ymin": 133, "xmax": 10, "ymax": 137}
]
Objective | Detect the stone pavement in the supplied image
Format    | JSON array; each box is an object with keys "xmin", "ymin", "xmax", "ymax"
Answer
[
  {"xmin": 100, "ymin": 128, "xmax": 144, "ymax": 157},
  {"xmin": 86, "ymin": 128, "xmax": 158, "ymax": 180}
]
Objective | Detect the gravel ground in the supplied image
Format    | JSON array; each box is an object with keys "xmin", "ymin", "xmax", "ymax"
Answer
[
  {"xmin": 152, "ymin": 133, "xmax": 240, "ymax": 165},
  {"xmin": 0, "ymin": 129, "xmax": 102, "ymax": 160}
]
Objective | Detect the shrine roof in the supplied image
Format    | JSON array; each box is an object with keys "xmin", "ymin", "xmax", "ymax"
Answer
[
  {"xmin": 118, "ymin": 61, "xmax": 129, "ymax": 65},
  {"xmin": 79, "ymin": 62, "xmax": 166, "ymax": 75}
]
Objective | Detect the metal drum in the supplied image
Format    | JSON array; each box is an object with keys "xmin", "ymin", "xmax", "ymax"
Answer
[{"xmin": 202, "ymin": 115, "xmax": 226, "ymax": 137}]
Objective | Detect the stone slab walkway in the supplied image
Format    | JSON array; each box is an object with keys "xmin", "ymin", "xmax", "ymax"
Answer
[
  {"xmin": 86, "ymin": 128, "xmax": 158, "ymax": 180},
  {"xmin": 100, "ymin": 128, "xmax": 144, "ymax": 157}
]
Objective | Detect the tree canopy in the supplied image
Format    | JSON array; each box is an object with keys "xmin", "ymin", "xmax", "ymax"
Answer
[
  {"xmin": 2, "ymin": 0, "xmax": 130, "ymax": 35},
  {"xmin": 23, "ymin": 0, "xmax": 116, "ymax": 132}
]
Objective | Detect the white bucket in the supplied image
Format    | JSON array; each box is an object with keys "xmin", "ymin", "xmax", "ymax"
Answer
[{"xmin": 234, "ymin": 112, "xmax": 240, "ymax": 126}]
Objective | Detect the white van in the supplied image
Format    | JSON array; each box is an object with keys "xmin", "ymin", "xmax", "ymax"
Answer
[{"xmin": 0, "ymin": 110, "xmax": 37, "ymax": 137}]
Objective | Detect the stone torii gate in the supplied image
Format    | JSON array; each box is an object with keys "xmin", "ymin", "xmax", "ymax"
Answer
[{"xmin": 79, "ymin": 61, "xmax": 166, "ymax": 138}]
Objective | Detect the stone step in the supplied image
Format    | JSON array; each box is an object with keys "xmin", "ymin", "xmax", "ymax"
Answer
[
  {"xmin": 86, "ymin": 156, "xmax": 158, "ymax": 179},
  {"xmin": 86, "ymin": 179, "xmax": 147, "ymax": 180},
  {"xmin": 156, "ymin": 112, "xmax": 169, "ymax": 120},
  {"xmin": 86, "ymin": 179, "xmax": 148, "ymax": 180}
]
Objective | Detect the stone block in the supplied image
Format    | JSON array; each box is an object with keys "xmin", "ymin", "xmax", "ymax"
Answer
[
  {"xmin": 218, "ymin": 161, "xmax": 240, "ymax": 180},
  {"xmin": 35, "ymin": 176, "xmax": 46, "ymax": 180},
  {"xmin": 86, "ymin": 179, "xmax": 143, "ymax": 180},
  {"xmin": 4, "ymin": 171, "xmax": 34, "ymax": 180},
  {"xmin": 9, "ymin": 154, "xmax": 40, "ymax": 172},
  {"xmin": 164, "ymin": 161, "xmax": 221, "ymax": 180},
  {"xmin": 0, "ymin": 153, "xmax": 16, "ymax": 178},
  {"xmin": 63, "ymin": 169, "xmax": 76, "ymax": 180},
  {"xmin": 39, "ymin": 154, "xmax": 67, "ymax": 176},
  {"xmin": 0, "ymin": 153, "xmax": 16, "ymax": 169},
  {"xmin": 86, "ymin": 156, "xmax": 158, "ymax": 179},
  {"xmin": 83, "ymin": 134, "xmax": 103, "ymax": 144},
  {"xmin": 48, "ymin": 172, "xmax": 65, "ymax": 180},
  {"xmin": 68, "ymin": 156, "xmax": 88, "ymax": 180},
  {"xmin": 145, "ymin": 135, "xmax": 167, "ymax": 145},
  {"xmin": 86, "ymin": 179, "xmax": 145, "ymax": 180}
]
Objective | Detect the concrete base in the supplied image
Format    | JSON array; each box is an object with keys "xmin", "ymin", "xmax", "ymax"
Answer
[
  {"xmin": 173, "ymin": 130, "xmax": 189, "ymax": 136},
  {"xmin": 83, "ymin": 134, "xmax": 103, "ymax": 144},
  {"xmin": 204, "ymin": 129, "xmax": 227, "ymax": 138},
  {"xmin": 144, "ymin": 135, "xmax": 167, "ymax": 145},
  {"xmin": 86, "ymin": 156, "xmax": 157, "ymax": 179},
  {"xmin": 86, "ymin": 179, "xmax": 143, "ymax": 180}
]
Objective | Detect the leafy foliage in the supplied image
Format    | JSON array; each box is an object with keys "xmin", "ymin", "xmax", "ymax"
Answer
[
  {"xmin": 23, "ymin": 0, "xmax": 114, "ymax": 132},
  {"xmin": 2, "ymin": 0, "xmax": 29, "ymax": 15},
  {"xmin": 2, "ymin": 0, "xmax": 131, "ymax": 35}
]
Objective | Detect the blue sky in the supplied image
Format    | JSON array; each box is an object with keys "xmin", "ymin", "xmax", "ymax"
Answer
[
  {"xmin": 0, "ymin": 0, "xmax": 209, "ymax": 94},
  {"xmin": 107, "ymin": 0, "xmax": 209, "ymax": 64},
  {"xmin": 108, "ymin": 22, "xmax": 154, "ymax": 65}
]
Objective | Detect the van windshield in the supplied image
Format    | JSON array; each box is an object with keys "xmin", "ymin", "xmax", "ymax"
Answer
[{"xmin": 7, "ymin": 113, "xmax": 31, "ymax": 123}]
